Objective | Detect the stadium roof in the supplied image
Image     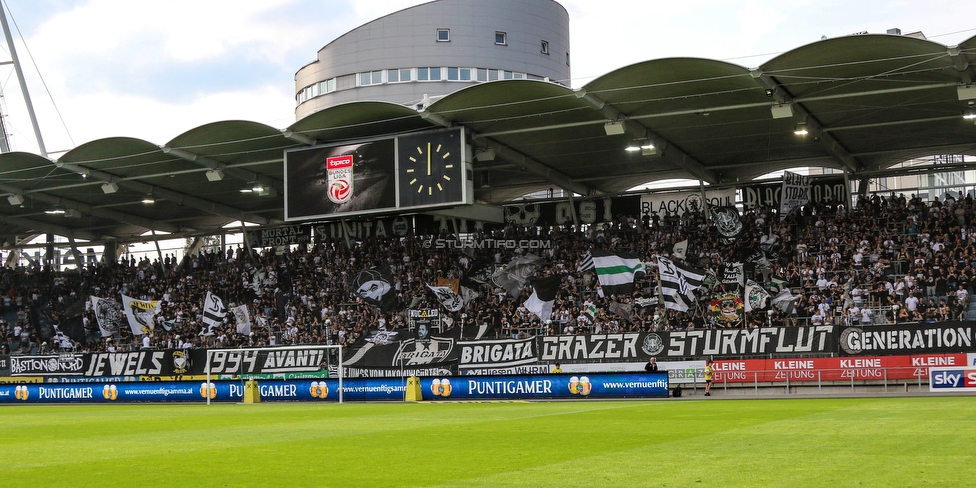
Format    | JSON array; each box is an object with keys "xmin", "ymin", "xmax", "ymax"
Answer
[{"xmin": 1, "ymin": 33, "xmax": 975, "ymax": 247}]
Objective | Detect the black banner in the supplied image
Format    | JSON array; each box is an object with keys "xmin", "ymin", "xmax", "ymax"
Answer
[
  {"xmin": 458, "ymin": 337, "xmax": 538, "ymax": 369},
  {"xmin": 10, "ymin": 354, "xmax": 86, "ymax": 376},
  {"xmin": 837, "ymin": 322, "xmax": 976, "ymax": 356},
  {"xmin": 0, "ymin": 355, "xmax": 9, "ymax": 376},
  {"xmin": 246, "ymin": 224, "xmax": 312, "ymax": 248},
  {"xmin": 741, "ymin": 177, "xmax": 848, "ymax": 210},
  {"xmin": 190, "ymin": 348, "xmax": 329, "ymax": 375},
  {"xmin": 502, "ymin": 196, "xmax": 641, "ymax": 227},
  {"xmin": 343, "ymin": 335, "xmax": 459, "ymax": 369}
]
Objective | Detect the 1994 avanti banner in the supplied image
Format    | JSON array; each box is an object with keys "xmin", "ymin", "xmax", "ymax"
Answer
[{"xmin": 2, "ymin": 322, "xmax": 974, "ymax": 379}]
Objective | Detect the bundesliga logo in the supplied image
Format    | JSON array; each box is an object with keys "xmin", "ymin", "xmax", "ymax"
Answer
[
  {"xmin": 102, "ymin": 384, "xmax": 118, "ymax": 401},
  {"xmin": 326, "ymin": 155, "xmax": 353, "ymax": 204}
]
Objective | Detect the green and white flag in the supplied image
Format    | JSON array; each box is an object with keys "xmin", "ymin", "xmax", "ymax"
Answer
[
  {"xmin": 579, "ymin": 249, "xmax": 645, "ymax": 296},
  {"xmin": 744, "ymin": 279, "xmax": 771, "ymax": 312}
]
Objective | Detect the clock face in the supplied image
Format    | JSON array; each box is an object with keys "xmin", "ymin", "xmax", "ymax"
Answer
[{"xmin": 398, "ymin": 129, "xmax": 463, "ymax": 208}]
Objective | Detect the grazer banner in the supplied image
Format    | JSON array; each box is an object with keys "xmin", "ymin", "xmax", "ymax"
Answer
[
  {"xmin": 837, "ymin": 322, "xmax": 976, "ymax": 356},
  {"xmin": 245, "ymin": 225, "xmax": 312, "ymax": 248},
  {"xmin": 741, "ymin": 177, "xmax": 848, "ymax": 211},
  {"xmin": 502, "ymin": 196, "xmax": 641, "ymax": 227},
  {"xmin": 536, "ymin": 328, "xmax": 836, "ymax": 362},
  {"xmin": 639, "ymin": 188, "xmax": 736, "ymax": 217}
]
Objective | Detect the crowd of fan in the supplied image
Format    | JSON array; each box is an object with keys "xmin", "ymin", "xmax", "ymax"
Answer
[{"xmin": 2, "ymin": 190, "xmax": 975, "ymax": 356}]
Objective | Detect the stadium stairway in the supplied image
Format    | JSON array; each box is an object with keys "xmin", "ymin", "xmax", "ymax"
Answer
[{"xmin": 967, "ymin": 300, "xmax": 976, "ymax": 321}]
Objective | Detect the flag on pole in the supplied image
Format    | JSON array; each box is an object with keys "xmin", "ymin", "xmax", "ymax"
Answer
[
  {"xmin": 121, "ymin": 294, "xmax": 161, "ymax": 336},
  {"xmin": 523, "ymin": 275, "xmax": 563, "ymax": 323},
  {"xmin": 744, "ymin": 279, "xmax": 772, "ymax": 312},
  {"xmin": 657, "ymin": 257, "xmax": 706, "ymax": 312},
  {"xmin": 580, "ymin": 249, "xmax": 645, "ymax": 296},
  {"xmin": 427, "ymin": 284, "xmax": 463, "ymax": 312},
  {"xmin": 231, "ymin": 304, "xmax": 252, "ymax": 335},
  {"xmin": 91, "ymin": 296, "xmax": 122, "ymax": 337},
  {"xmin": 202, "ymin": 291, "xmax": 227, "ymax": 335},
  {"xmin": 350, "ymin": 265, "xmax": 399, "ymax": 311},
  {"xmin": 672, "ymin": 240, "xmax": 689, "ymax": 260},
  {"xmin": 492, "ymin": 254, "xmax": 544, "ymax": 298},
  {"xmin": 771, "ymin": 288, "xmax": 798, "ymax": 314}
]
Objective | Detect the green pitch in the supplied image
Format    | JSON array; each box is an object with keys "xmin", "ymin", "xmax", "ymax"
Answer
[{"xmin": 2, "ymin": 397, "xmax": 974, "ymax": 487}]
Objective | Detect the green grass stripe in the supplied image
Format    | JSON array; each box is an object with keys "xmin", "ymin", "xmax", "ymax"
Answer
[{"xmin": 1, "ymin": 397, "xmax": 974, "ymax": 487}]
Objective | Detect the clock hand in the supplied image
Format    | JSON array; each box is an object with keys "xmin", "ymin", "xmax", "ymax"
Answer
[{"xmin": 427, "ymin": 142, "xmax": 431, "ymax": 176}]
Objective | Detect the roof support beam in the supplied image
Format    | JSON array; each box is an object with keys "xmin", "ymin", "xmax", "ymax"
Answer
[
  {"xmin": 750, "ymin": 69, "xmax": 861, "ymax": 174},
  {"xmin": 54, "ymin": 161, "xmax": 275, "ymax": 226},
  {"xmin": 948, "ymin": 46, "xmax": 975, "ymax": 84},
  {"xmin": 160, "ymin": 146, "xmax": 282, "ymax": 193},
  {"xmin": 0, "ymin": 214, "xmax": 101, "ymax": 241},
  {"xmin": 575, "ymin": 89, "xmax": 721, "ymax": 184},
  {"xmin": 418, "ymin": 108, "xmax": 600, "ymax": 197},
  {"xmin": 0, "ymin": 183, "xmax": 183, "ymax": 235}
]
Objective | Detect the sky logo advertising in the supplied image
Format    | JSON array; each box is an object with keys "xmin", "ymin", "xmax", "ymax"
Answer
[{"xmin": 929, "ymin": 367, "xmax": 976, "ymax": 391}]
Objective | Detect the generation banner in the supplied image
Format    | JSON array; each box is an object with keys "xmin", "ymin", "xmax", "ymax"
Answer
[{"xmin": 837, "ymin": 322, "xmax": 975, "ymax": 356}]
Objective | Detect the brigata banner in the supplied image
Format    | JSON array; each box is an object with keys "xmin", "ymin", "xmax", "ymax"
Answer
[
  {"xmin": 837, "ymin": 322, "xmax": 975, "ymax": 356},
  {"xmin": 458, "ymin": 337, "xmax": 538, "ymax": 370},
  {"xmin": 420, "ymin": 372, "xmax": 668, "ymax": 400}
]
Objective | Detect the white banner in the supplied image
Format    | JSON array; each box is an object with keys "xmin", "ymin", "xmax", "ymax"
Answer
[
  {"xmin": 779, "ymin": 171, "xmax": 811, "ymax": 220},
  {"xmin": 640, "ymin": 188, "xmax": 736, "ymax": 216}
]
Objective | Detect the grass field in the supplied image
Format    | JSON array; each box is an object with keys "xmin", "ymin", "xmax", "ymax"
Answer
[{"xmin": 2, "ymin": 396, "xmax": 974, "ymax": 487}]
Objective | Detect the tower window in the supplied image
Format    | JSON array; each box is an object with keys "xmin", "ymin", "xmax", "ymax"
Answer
[
  {"xmin": 495, "ymin": 31, "xmax": 507, "ymax": 45},
  {"xmin": 541, "ymin": 40, "xmax": 549, "ymax": 54},
  {"xmin": 437, "ymin": 29, "xmax": 450, "ymax": 42}
]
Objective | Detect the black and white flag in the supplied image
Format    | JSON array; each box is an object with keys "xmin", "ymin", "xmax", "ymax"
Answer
[
  {"xmin": 657, "ymin": 257, "xmax": 706, "ymax": 312},
  {"xmin": 427, "ymin": 284, "xmax": 463, "ymax": 312},
  {"xmin": 202, "ymin": 291, "xmax": 227, "ymax": 335},
  {"xmin": 351, "ymin": 265, "xmax": 399, "ymax": 311},
  {"xmin": 523, "ymin": 275, "xmax": 562, "ymax": 323}
]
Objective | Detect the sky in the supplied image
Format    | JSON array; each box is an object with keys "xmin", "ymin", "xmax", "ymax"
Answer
[{"xmin": 1, "ymin": 0, "xmax": 974, "ymax": 157}]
